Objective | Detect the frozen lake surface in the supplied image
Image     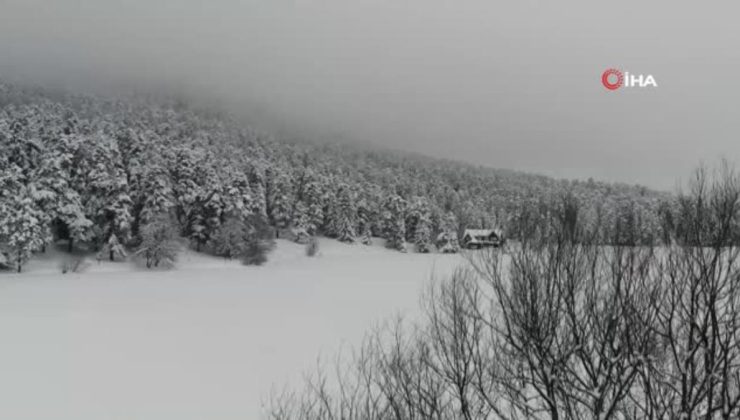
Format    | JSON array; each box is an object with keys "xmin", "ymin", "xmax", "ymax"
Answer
[{"xmin": 0, "ymin": 239, "xmax": 462, "ymax": 419}]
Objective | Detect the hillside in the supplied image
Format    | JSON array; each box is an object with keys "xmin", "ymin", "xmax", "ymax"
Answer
[{"xmin": 0, "ymin": 81, "xmax": 669, "ymax": 271}]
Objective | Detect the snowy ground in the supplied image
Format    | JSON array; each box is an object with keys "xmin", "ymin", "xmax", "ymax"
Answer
[{"xmin": 0, "ymin": 239, "xmax": 463, "ymax": 420}]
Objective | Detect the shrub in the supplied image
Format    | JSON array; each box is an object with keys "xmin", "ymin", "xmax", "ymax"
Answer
[
  {"xmin": 135, "ymin": 217, "xmax": 179, "ymax": 269},
  {"xmin": 241, "ymin": 238, "xmax": 270, "ymax": 266},
  {"xmin": 0, "ymin": 251, "xmax": 9, "ymax": 270},
  {"xmin": 291, "ymin": 227, "xmax": 311, "ymax": 245},
  {"xmin": 60, "ymin": 257, "xmax": 90, "ymax": 274},
  {"xmin": 207, "ymin": 217, "xmax": 248, "ymax": 259},
  {"xmin": 305, "ymin": 237, "xmax": 319, "ymax": 257},
  {"xmin": 97, "ymin": 233, "xmax": 128, "ymax": 262},
  {"xmin": 241, "ymin": 215, "xmax": 275, "ymax": 266}
]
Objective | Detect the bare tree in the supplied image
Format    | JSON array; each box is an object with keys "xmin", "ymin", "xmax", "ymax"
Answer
[
  {"xmin": 424, "ymin": 269, "xmax": 508, "ymax": 419},
  {"xmin": 468, "ymin": 192, "xmax": 659, "ymax": 420},
  {"xmin": 635, "ymin": 164, "xmax": 740, "ymax": 419}
]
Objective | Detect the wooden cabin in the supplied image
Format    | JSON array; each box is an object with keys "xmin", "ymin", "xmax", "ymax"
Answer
[{"xmin": 462, "ymin": 228, "xmax": 503, "ymax": 249}]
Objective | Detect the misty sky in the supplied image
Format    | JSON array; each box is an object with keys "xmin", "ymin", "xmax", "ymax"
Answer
[{"xmin": 1, "ymin": 0, "xmax": 739, "ymax": 190}]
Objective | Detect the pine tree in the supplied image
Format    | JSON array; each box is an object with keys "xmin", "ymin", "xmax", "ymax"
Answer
[
  {"xmin": 407, "ymin": 198, "xmax": 432, "ymax": 251},
  {"xmin": 437, "ymin": 212, "xmax": 460, "ymax": 253},
  {"xmin": 302, "ymin": 180, "xmax": 324, "ymax": 234},
  {"xmin": 98, "ymin": 233, "xmax": 127, "ymax": 262},
  {"xmin": 0, "ymin": 185, "xmax": 48, "ymax": 272},
  {"xmin": 247, "ymin": 165, "xmax": 268, "ymax": 218},
  {"xmin": 241, "ymin": 214, "xmax": 275, "ymax": 266},
  {"xmin": 356, "ymin": 197, "xmax": 374, "ymax": 245},
  {"xmin": 335, "ymin": 185, "xmax": 356, "ymax": 243},
  {"xmin": 414, "ymin": 212, "xmax": 432, "ymax": 253},
  {"xmin": 71, "ymin": 134, "xmax": 133, "ymax": 248},
  {"xmin": 207, "ymin": 217, "xmax": 248, "ymax": 259},
  {"xmin": 29, "ymin": 122, "xmax": 94, "ymax": 251},
  {"xmin": 383, "ymin": 195, "xmax": 407, "ymax": 252},
  {"xmin": 138, "ymin": 164, "xmax": 174, "ymax": 227},
  {"xmin": 186, "ymin": 153, "xmax": 225, "ymax": 250},
  {"xmin": 107, "ymin": 186, "xmax": 134, "ymax": 244},
  {"xmin": 360, "ymin": 225, "xmax": 373, "ymax": 245},
  {"xmin": 322, "ymin": 189, "xmax": 338, "ymax": 237},
  {"xmin": 267, "ymin": 170, "xmax": 293, "ymax": 230},
  {"xmin": 168, "ymin": 146, "xmax": 201, "ymax": 234},
  {"xmin": 168, "ymin": 148, "xmax": 224, "ymax": 250},
  {"xmin": 223, "ymin": 169, "xmax": 253, "ymax": 222},
  {"xmin": 292, "ymin": 201, "xmax": 311, "ymax": 231}
]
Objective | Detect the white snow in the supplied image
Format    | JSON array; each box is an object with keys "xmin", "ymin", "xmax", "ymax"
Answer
[{"xmin": 0, "ymin": 238, "xmax": 463, "ymax": 420}]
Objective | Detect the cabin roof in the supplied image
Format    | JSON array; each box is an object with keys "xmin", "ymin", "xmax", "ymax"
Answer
[{"xmin": 463, "ymin": 228, "xmax": 501, "ymax": 237}]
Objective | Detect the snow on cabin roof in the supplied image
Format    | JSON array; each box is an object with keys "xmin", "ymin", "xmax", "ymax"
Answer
[{"xmin": 463, "ymin": 229, "xmax": 501, "ymax": 237}]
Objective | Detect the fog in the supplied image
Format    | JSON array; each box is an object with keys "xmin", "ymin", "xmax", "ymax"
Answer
[{"xmin": 1, "ymin": 0, "xmax": 739, "ymax": 190}]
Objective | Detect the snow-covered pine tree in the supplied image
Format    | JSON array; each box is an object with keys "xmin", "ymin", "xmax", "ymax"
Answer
[
  {"xmin": 207, "ymin": 217, "xmax": 248, "ymax": 259},
  {"xmin": 266, "ymin": 170, "xmax": 293, "ymax": 231},
  {"xmin": 25, "ymin": 114, "xmax": 93, "ymax": 252},
  {"xmin": 405, "ymin": 198, "xmax": 422, "ymax": 242},
  {"xmin": 4, "ymin": 105, "xmax": 44, "ymax": 176},
  {"xmin": 382, "ymin": 194, "xmax": 407, "ymax": 252},
  {"xmin": 0, "ymin": 183, "xmax": 49, "ymax": 272},
  {"xmin": 321, "ymin": 183, "xmax": 338, "ymax": 237},
  {"xmin": 437, "ymin": 212, "xmax": 460, "ymax": 253},
  {"xmin": 98, "ymin": 233, "xmax": 127, "ymax": 262},
  {"xmin": 31, "ymin": 140, "xmax": 74, "ymax": 250},
  {"xmin": 108, "ymin": 186, "xmax": 134, "ymax": 244},
  {"xmin": 62, "ymin": 211, "xmax": 95, "ymax": 252},
  {"xmin": 167, "ymin": 147, "xmax": 201, "ymax": 233},
  {"xmin": 292, "ymin": 201, "xmax": 311, "ymax": 232},
  {"xmin": 356, "ymin": 197, "xmax": 373, "ymax": 245},
  {"xmin": 247, "ymin": 164, "xmax": 268, "ymax": 218},
  {"xmin": 138, "ymin": 164, "xmax": 174, "ymax": 227},
  {"xmin": 223, "ymin": 168, "xmax": 253, "ymax": 222},
  {"xmin": 189, "ymin": 154, "xmax": 225, "ymax": 250},
  {"xmin": 114, "ymin": 127, "xmax": 144, "ymax": 184},
  {"xmin": 302, "ymin": 179, "xmax": 324, "ymax": 235},
  {"xmin": 406, "ymin": 198, "xmax": 433, "ymax": 250},
  {"xmin": 167, "ymin": 148, "xmax": 225, "ymax": 250},
  {"xmin": 335, "ymin": 184, "xmax": 356, "ymax": 243},
  {"xmin": 71, "ymin": 133, "xmax": 134, "ymax": 249},
  {"xmin": 414, "ymin": 211, "xmax": 432, "ymax": 253}
]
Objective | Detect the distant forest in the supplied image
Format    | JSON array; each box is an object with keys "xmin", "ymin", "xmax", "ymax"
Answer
[{"xmin": 0, "ymin": 81, "xmax": 673, "ymax": 271}]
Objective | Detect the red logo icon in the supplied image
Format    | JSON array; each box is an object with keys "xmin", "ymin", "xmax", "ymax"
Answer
[{"xmin": 602, "ymin": 68, "xmax": 623, "ymax": 90}]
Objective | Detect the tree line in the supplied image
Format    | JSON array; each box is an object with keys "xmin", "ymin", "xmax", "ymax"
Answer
[{"xmin": 1, "ymin": 81, "xmax": 672, "ymax": 272}]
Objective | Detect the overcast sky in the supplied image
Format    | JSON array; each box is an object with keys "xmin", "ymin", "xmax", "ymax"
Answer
[{"xmin": 1, "ymin": 0, "xmax": 739, "ymax": 190}]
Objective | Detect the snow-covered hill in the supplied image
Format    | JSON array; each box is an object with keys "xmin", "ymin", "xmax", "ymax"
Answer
[{"xmin": 0, "ymin": 238, "xmax": 463, "ymax": 420}]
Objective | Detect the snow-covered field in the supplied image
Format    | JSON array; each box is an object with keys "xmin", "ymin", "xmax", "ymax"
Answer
[{"xmin": 0, "ymin": 239, "xmax": 463, "ymax": 419}]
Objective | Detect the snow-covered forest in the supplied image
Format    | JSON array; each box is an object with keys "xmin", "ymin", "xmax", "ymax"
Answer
[{"xmin": 0, "ymin": 81, "xmax": 670, "ymax": 272}]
